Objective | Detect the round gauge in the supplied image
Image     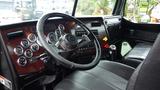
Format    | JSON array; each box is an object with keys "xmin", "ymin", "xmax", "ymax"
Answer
[
  {"xmin": 14, "ymin": 46, "xmax": 23, "ymax": 56},
  {"xmin": 58, "ymin": 24, "xmax": 65, "ymax": 30},
  {"xmin": 28, "ymin": 33, "xmax": 37, "ymax": 42},
  {"xmin": 17, "ymin": 56, "xmax": 27, "ymax": 66},
  {"xmin": 21, "ymin": 39, "xmax": 30, "ymax": 48},
  {"xmin": 31, "ymin": 43, "xmax": 39, "ymax": 52},
  {"xmin": 24, "ymin": 49, "xmax": 33, "ymax": 58},
  {"xmin": 55, "ymin": 29, "xmax": 61, "ymax": 38},
  {"xmin": 47, "ymin": 32, "xmax": 57, "ymax": 44}
]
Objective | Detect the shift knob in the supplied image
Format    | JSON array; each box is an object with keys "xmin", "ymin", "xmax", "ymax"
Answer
[
  {"xmin": 109, "ymin": 45, "xmax": 116, "ymax": 51},
  {"xmin": 109, "ymin": 45, "xmax": 117, "ymax": 61}
]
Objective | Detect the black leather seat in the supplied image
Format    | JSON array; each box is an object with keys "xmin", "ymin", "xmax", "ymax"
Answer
[
  {"xmin": 54, "ymin": 61, "xmax": 134, "ymax": 90},
  {"xmin": 54, "ymin": 35, "xmax": 160, "ymax": 90}
]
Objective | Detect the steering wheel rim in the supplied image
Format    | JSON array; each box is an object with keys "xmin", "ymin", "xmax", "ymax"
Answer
[{"xmin": 36, "ymin": 12, "xmax": 101, "ymax": 70}]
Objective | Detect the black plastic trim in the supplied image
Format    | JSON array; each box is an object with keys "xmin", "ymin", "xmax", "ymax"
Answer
[
  {"xmin": 113, "ymin": 0, "xmax": 126, "ymax": 16},
  {"xmin": 72, "ymin": 0, "xmax": 78, "ymax": 16},
  {"xmin": 0, "ymin": 32, "xmax": 19, "ymax": 90}
]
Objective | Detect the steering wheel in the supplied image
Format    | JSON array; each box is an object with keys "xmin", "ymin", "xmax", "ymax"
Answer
[{"xmin": 36, "ymin": 13, "xmax": 101, "ymax": 70}]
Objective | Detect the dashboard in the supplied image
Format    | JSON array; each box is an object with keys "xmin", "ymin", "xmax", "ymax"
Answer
[{"xmin": 0, "ymin": 17, "xmax": 110, "ymax": 76}]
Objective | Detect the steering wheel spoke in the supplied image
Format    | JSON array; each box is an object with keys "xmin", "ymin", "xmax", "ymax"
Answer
[
  {"xmin": 77, "ymin": 34, "xmax": 91, "ymax": 48},
  {"xmin": 50, "ymin": 41, "xmax": 69, "ymax": 54}
]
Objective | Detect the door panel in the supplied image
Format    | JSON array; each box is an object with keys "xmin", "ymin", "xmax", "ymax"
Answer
[{"xmin": 122, "ymin": 19, "xmax": 160, "ymax": 44}]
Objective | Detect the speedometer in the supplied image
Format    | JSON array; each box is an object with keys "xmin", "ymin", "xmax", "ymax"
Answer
[{"xmin": 47, "ymin": 32, "xmax": 57, "ymax": 44}]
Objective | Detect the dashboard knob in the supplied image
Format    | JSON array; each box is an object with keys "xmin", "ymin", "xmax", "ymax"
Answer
[{"xmin": 17, "ymin": 56, "xmax": 27, "ymax": 66}]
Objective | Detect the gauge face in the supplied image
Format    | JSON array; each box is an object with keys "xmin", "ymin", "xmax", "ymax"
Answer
[
  {"xmin": 47, "ymin": 32, "xmax": 57, "ymax": 44},
  {"xmin": 24, "ymin": 49, "xmax": 33, "ymax": 58},
  {"xmin": 58, "ymin": 24, "xmax": 65, "ymax": 31},
  {"xmin": 17, "ymin": 56, "xmax": 27, "ymax": 66},
  {"xmin": 28, "ymin": 33, "xmax": 37, "ymax": 42},
  {"xmin": 14, "ymin": 46, "xmax": 23, "ymax": 56},
  {"xmin": 55, "ymin": 29, "xmax": 61, "ymax": 38},
  {"xmin": 21, "ymin": 39, "xmax": 30, "ymax": 48},
  {"xmin": 31, "ymin": 43, "xmax": 39, "ymax": 52}
]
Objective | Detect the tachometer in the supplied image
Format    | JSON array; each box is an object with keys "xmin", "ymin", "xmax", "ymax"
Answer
[{"xmin": 47, "ymin": 32, "xmax": 57, "ymax": 44}]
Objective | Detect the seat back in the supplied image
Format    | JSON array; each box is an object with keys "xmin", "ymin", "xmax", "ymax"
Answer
[{"xmin": 127, "ymin": 34, "xmax": 160, "ymax": 90}]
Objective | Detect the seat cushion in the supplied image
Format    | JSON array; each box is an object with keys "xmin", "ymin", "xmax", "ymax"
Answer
[
  {"xmin": 125, "ymin": 43, "xmax": 152, "ymax": 60},
  {"xmin": 123, "ymin": 58, "xmax": 142, "ymax": 68},
  {"xmin": 54, "ymin": 61, "xmax": 135, "ymax": 90}
]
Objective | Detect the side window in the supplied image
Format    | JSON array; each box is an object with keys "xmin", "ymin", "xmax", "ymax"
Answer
[{"xmin": 124, "ymin": 0, "xmax": 160, "ymax": 23}]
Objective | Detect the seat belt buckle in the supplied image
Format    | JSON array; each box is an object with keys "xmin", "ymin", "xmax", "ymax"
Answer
[{"xmin": 0, "ymin": 75, "xmax": 12, "ymax": 90}]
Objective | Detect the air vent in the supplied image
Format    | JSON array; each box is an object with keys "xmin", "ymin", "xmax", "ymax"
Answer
[
  {"xmin": 7, "ymin": 30, "xmax": 24, "ymax": 39},
  {"xmin": 91, "ymin": 22, "xmax": 101, "ymax": 27},
  {"xmin": 75, "ymin": 31, "xmax": 87, "ymax": 37}
]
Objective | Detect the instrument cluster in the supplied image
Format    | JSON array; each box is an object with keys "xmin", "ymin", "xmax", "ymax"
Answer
[
  {"xmin": 13, "ymin": 33, "xmax": 40, "ymax": 66},
  {"xmin": 13, "ymin": 30, "xmax": 59, "ymax": 67}
]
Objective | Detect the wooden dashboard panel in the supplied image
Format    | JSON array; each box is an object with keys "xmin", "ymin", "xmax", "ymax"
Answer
[{"xmin": 0, "ymin": 26, "xmax": 45, "ymax": 75}]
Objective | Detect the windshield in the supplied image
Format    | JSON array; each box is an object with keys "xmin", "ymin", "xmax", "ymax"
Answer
[
  {"xmin": 0, "ymin": 0, "xmax": 75, "ymax": 25},
  {"xmin": 76, "ymin": 0, "xmax": 116, "ymax": 16},
  {"xmin": 0, "ymin": 0, "xmax": 117, "ymax": 25}
]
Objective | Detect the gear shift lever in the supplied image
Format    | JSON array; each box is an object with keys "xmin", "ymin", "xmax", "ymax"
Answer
[{"xmin": 109, "ymin": 45, "xmax": 117, "ymax": 61}]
